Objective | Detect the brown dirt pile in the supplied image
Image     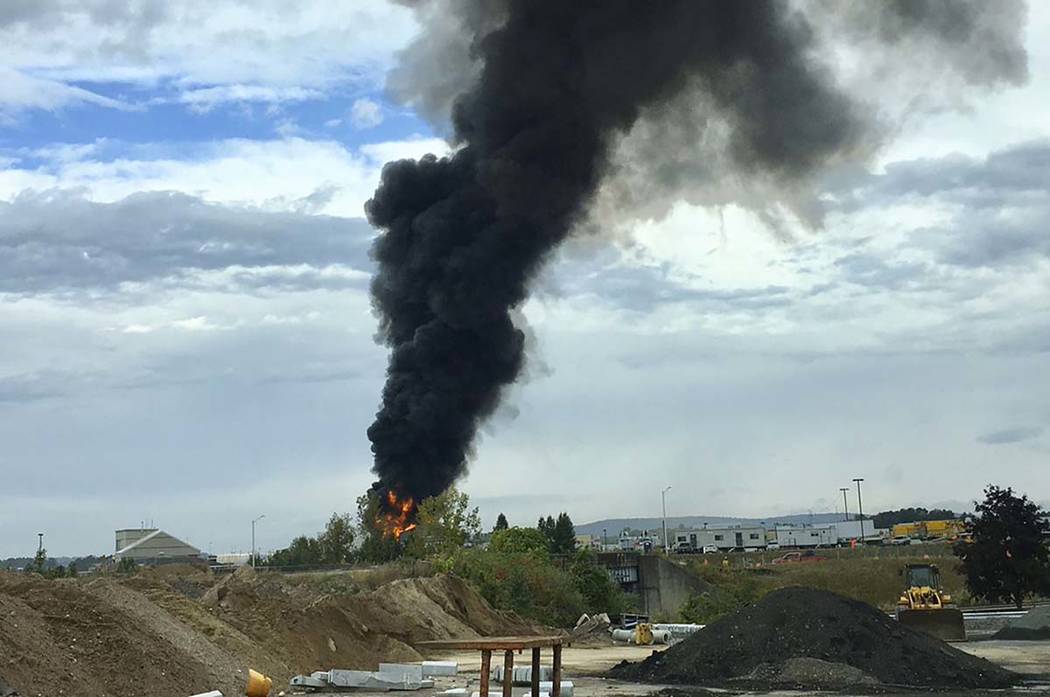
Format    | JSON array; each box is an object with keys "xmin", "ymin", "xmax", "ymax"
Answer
[
  {"xmin": 610, "ymin": 587, "xmax": 1018, "ymax": 689},
  {"xmin": 0, "ymin": 568, "xmax": 532, "ymax": 697}
]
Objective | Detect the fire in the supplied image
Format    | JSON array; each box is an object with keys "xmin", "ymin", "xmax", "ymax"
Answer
[{"xmin": 378, "ymin": 489, "xmax": 417, "ymax": 541}]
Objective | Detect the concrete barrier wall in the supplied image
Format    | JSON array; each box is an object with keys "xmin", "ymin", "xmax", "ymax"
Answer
[{"xmin": 636, "ymin": 555, "xmax": 710, "ymax": 618}]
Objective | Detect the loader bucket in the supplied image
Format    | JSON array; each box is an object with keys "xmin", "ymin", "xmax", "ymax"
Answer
[{"xmin": 897, "ymin": 608, "xmax": 966, "ymax": 642}]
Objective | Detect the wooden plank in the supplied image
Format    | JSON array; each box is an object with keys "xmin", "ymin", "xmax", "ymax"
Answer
[
  {"xmin": 530, "ymin": 647, "xmax": 540, "ymax": 697},
  {"xmin": 480, "ymin": 649, "xmax": 491, "ymax": 697},
  {"xmin": 502, "ymin": 650, "xmax": 514, "ymax": 697},
  {"xmin": 417, "ymin": 636, "xmax": 564, "ymax": 651},
  {"xmin": 554, "ymin": 642, "xmax": 562, "ymax": 697}
]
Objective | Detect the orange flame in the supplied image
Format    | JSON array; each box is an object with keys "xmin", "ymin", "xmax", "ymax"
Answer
[{"xmin": 378, "ymin": 489, "xmax": 417, "ymax": 541}]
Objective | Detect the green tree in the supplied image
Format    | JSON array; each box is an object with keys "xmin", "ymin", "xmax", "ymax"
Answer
[
  {"xmin": 32, "ymin": 546, "xmax": 47, "ymax": 574},
  {"xmin": 318, "ymin": 512, "xmax": 356, "ymax": 564},
  {"xmin": 494, "ymin": 513, "xmax": 509, "ymax": 532},
  {"xmin": 67, "ymin": 563, "xmax": 78, "ymax": 578},
  {"xmin": 267, "ymin": 535, "xmax": 323, "ymax": 567},
  {"xmin": 356, "ymin": 492, "xmax": 403, "ymax": 563},
  {"xmin": 538, "ymin": 516, "xmax": 555, "ymax": 546},
  {"xmin": 489, "ymin": 527, "xmax": 550, "ymax": 556},
  {"xmin": 873, "ymin": 507, "xmax": 958, "ymax": 529},
  {"xmin": 955, "ymin": 485, "xmax": 1050, "ymax": 608},
  {"xmin": 551, "ymin": 513, "xmax": 577, "ymax": 554},
  {"xmin": 116, "ymin": 557, "xmax": 138, "ymax": 574},
  {"xmin": 569, "ymin": 549, "xmax": 628, "ymax": 615},
  {"xmin": 405, "ymin": 487, "xmax": 481, "ymax": 559},
  {"xmin": 444, "ymin": 547, "xmax": 585, "ymax": 626}
]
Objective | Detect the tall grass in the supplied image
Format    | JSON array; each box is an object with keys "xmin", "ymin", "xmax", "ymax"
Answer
[{"xmin": 681, "ymin": 555, "xmax": 969, "ymax": 624}]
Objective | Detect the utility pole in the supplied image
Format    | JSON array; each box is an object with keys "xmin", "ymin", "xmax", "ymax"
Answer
[
  {"xmin": 840, "ymin": 487, "xmax": 850, "ymax": 522},
  {"xmin": 602, "ymin": 528, "xmax": 607, "ymax": 549},
  {"xmin": 661, "ymin": 486, "xmax": 672, "ymax": 552},
  {"xmin": 37, "ymin": 532, "xmax": 43, "ymax": 552},
  {"xmin": 251, "ymin": 514, "xmax": 266, "ymax": 568},
  {"xmin": 853, "ymin": 478, "xmax": 865, "ymax": 542}
]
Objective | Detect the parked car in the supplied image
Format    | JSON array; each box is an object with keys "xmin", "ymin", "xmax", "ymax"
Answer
[
  {"xmin": 772, "ymin": 550, "xmax": 828, "ymax": 564},
  {"xmin": 701, "ymin": 544, "xmax": 718, "ymax": 554},
  {"xmin": 766, "ymin": 542, "xmax": 781, "ymax": 551}
]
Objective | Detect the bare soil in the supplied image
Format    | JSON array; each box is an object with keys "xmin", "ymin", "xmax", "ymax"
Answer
[{"xmin": 0, "ymin": 567, "xmax": 533, "ymax": 697}]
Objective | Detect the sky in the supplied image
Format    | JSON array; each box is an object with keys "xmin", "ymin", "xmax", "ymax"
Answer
[{"xmin": 1, "ymin": 1, "xmax": 1048, "ymax": 558}]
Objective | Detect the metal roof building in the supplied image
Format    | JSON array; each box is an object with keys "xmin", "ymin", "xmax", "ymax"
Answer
[{"xmin": 114, "ymin": 528, "xmax": 201, "ymax": 564}]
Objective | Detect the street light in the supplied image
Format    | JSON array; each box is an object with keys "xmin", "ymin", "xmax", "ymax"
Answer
[
  {"xmin": 251, "ymin": 514, "xmax": 266, "ymax": 568},
  {"xmin": 661, "ymin": 486, "xmax": 672, "ymax": 552},
  {"xmin": 853, "ymin": 478, "xmax": 865, "ymax": 542},
  {"xmin": 602, "ymin": 528, "xmax": 607, "ymax": 550},
  {"xmin": 839, "ymin": 487, "xmax": 850, "ymax": 522}
]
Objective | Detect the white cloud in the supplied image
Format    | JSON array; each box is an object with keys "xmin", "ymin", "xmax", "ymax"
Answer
[
  {"xmin": 0, "ymin": 1, "xmax": 420, "ymax": 111},
  {"xmin": 171, "ymin": 85, "xmax": 324, "ymax": 112},
  {"xmin": 350, "ymin": 97, "xmax": 385, "ymax": 129},
  {"xmin": 0, "ymin": 136, "xmax": 452, "ymax": 217},
  {"xmin": 0, "ymin": 67, "xmax": 131, "ymax": 118}
]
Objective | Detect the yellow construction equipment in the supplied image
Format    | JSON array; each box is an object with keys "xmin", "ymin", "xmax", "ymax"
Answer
[{"xmin": 896, "ymin": 563, "xmax": 965, "ymax": 641}]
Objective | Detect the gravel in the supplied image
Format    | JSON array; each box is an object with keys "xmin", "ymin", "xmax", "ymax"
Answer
[
  {"xmin": 994, "ymin": 605, "xmax": 1050, "ymax": 640},
  {"xmin": 609, "ymin": 587, "xmax": 1018, "ymax": 689}
]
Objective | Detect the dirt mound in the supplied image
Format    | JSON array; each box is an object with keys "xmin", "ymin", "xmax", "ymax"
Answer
[
  {"xmin": 345, "ymin": 575, "xmax": 533, "ymax": 644},
  {"xmin": 736, "ymin": 657, "xmax": 879, "ymax": 690},
  {"xmin": 0, "ymin": 568, "xmax": 533, "ymax": 697},
  {"xmin": 0, "ymin": 573, "xmax": 220, "ymax": 697},
  {"xmin": 994, "ymin": 605, "xmax": 1050, "ymax": 640},
  {"xmin": 610, "ymin": 587, "xmax": 1017, "ymax": 689}
]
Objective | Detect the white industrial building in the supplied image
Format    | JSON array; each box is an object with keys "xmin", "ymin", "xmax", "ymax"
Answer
[
  {"xmin": 114, "ymin": 528, "xmax": 202, "ymax": 564},
  {"xmin": 773, "ymin": 524, "xmax": 837, "ymax": 548},
  {"xmin": 833, "ymin": 519, "xmax": 889, "ymax": 543},
  {"xmin": 674, "ymin": 525, "xmax": 766, "ymax": 551}
]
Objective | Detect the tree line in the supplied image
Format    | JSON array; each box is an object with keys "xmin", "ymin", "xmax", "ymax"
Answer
[{"xmin": 262, "ymin": 489, "xmax": 627, "ymax": 625}]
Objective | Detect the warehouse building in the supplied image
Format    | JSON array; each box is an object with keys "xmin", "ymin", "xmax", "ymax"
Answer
[{"xmin": 114, "ymin": 528, "xmax": 202, "ymax": 565}]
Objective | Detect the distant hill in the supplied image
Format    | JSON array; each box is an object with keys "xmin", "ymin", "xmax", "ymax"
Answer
[{"xmin": 576, "ymin": 512, "xmax": 846, "ymax": 537}]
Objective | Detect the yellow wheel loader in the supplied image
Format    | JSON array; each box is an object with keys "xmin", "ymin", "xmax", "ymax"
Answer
[{"xmin": 896, "ymin": 563, "xmax": 966, "ymax": 641}]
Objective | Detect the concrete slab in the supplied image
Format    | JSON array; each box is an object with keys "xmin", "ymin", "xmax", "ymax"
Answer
[
  {"xmin": 423, "ymin": 660, "xmax": 460, "ymax": 677},
  {"xmin": 379, "ymin": 663, "xmax": 425, "ymax": 682}
]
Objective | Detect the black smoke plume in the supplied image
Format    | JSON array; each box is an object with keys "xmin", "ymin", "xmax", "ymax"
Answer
[{"xmin": 365, "ymin": 0, "xmax": 1027, "ymax": 511}]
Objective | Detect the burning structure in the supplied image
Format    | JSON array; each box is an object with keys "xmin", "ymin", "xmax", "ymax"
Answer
[{"xmin": 364, "ymin": 0, "xmax": 1028, "ymax": 526}]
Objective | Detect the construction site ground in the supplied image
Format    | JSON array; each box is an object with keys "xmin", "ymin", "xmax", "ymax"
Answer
[
  {"xmin": 421, "ymin": 641, "xmax": 1050, "ymax": 697},
  {"xmin": 3, "ymin": 565, "xmax": 1050, "ymax": 697}
]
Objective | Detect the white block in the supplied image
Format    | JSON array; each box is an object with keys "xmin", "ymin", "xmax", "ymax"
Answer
[
  {"xmin": 380, "ymin": 663, "xmax": 425, "ymax": 682},
  {"xmin": 493, "ymin": 665, "xmax": 553, "ymax": 685},
  {"xmin": 189, "ymin": 692, "xmax": 224, "ymax": 697},
  {"xmin": 423, "ymin": 660, "xmax": 460, "ymax": 677},
  {"xmin": 539, "ymin": 682, "xmax": 573, "ymax": 697}
]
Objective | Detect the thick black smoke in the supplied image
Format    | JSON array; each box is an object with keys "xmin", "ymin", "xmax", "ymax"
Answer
[{"xmin": 365, "ymin": 0, "xmax": 1027, "ymax": 508}]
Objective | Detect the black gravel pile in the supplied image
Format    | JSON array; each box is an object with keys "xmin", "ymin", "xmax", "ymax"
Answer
[
  {"xmin": 994, "ymin": 604, "xmax": 1050, "ymax": 640},
  {"xmin": 610, "ymin": 587, "xmax": 1018, "ymax": 689}
]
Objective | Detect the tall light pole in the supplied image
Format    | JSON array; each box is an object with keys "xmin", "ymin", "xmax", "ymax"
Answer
[
  {"xmin": 839, "ymin": 487, "xmax": 850, "ymax": 522},
  {"xmin": 661, "ymin": 486, "xmax": 672, "ymax": 552},
  {"xmin": 251, "ymin": 514, "xmax": 266, "ymax": 568},
  {"xmin": 853, "ymin": 478, "xmax": 865, "ymax": 542},
  {"xmin": 37, "ymin": 532, "xmax": 43, "ymax": 552}
]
